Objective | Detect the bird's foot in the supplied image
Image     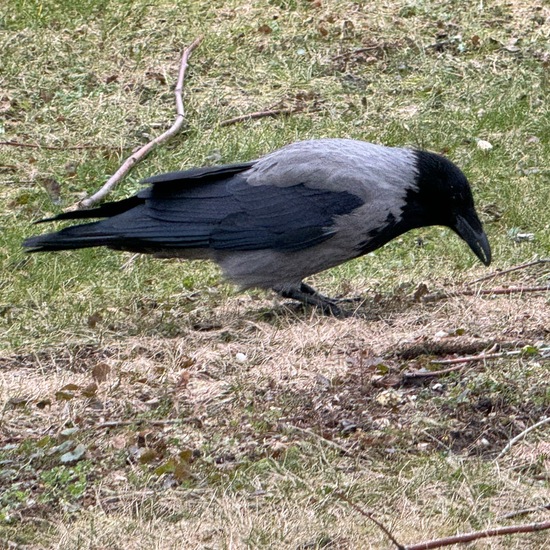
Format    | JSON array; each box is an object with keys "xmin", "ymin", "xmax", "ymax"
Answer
[
  {"xmin": 328, "ymin": 295, "xmax": 365, "ymax": 304},
  {"xmin": 273, "ymin": 282, "xmax": 352, "ymax": 317},
  {"xmin": 300, "ymin": 283, "xmax": 365, "ymax": 306}
]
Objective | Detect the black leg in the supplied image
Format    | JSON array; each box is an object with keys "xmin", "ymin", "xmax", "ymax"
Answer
[
  {"xmin": 273, "ymin": 282, "xmax": 348, "ymax": 316},
  {"xmin": 299, "ymin": 282, "xmax": 364, "ymax": 305}
]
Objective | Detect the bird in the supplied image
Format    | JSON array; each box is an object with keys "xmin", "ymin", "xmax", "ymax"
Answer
[{"xmin": 24, "ymin": 138, "xmax": 491, "ymax": 315}]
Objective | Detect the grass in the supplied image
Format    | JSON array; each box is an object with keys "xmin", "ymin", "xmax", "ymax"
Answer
[{"xmin": 1, "ymin": 0, "xmax": 549, "ymax": 548}]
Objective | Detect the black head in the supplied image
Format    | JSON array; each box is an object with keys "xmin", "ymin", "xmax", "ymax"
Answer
[{"xmin": 407, "ymin": 150, "xmax": 491, "ymax": 265}]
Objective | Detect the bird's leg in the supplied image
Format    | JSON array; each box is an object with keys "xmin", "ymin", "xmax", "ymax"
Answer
[
  {"xmin": 298, "ymin": 281, "xmax": 328, "ymax": 297},
  {"xmin": 273, "ymin": 282, "xmax": 346, "ymax": 316},
  {"xmin": 300, "ymin": 282, "xmax": 364, "ymax": 305}
]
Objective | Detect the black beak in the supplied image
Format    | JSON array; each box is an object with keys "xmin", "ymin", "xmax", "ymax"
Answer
[{"xmin": 454, "ymin": 214, "xmax": 492, "ymax": 266}]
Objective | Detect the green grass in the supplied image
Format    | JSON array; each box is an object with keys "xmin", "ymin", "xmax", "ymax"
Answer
[{"xmin": 1, "ymin": 0, "xmax": 549, "ymax": 548}]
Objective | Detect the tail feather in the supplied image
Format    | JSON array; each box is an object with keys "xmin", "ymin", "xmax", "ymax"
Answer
[
  {"xmin": 25, "ymin": 196, "xmax": 147, "ymax": 252},
  {"xmin": 23, "ymin": 221, "xmax": 119, "ymax": 252},
  {"xmin": 36, "ymin": 196, "xmax": 142, "ymax": 224}
]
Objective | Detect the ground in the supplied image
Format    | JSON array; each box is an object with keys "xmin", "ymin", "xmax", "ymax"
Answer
[{"xmin": 1, "ymin": 1, "xmax": 549, "ymax": 548}]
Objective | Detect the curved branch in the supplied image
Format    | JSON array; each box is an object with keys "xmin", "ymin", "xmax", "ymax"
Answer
[
  {"xmin": 79, "ymin": 36, "xmax": 203, "ymax": 208},
  {"xmin": 405, "ymin": 520, "xmax": 550, "ymax": 549},
  {"xmin": 422, "ymin": 285, "xmax": 550, "ymax": 303},
  {"xmin": 0, "ymin": 140, "xmax": 122, "ymax": 151},
  {"xmin": 336, "ymin": 492, "xmax": 550, "ymax": 550},
  {"xmin": 219, "ymin": 106, "xmax": 312, "ymax": 127},
  {"xmin": 466, "ymin": 258, "xmax": 549, "ymax": 286},
  {"xmin": 334, "ymin": 492, "xmax": 405, "ymax": 549},
  {"xmin": 496, "ymin": 417, "xmax": 550, "ymax": 459}
]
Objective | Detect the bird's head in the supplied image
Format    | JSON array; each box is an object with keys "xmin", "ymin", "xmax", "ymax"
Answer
[{"xmin": 409, "ymin": 150, "xmax": 492, "ymax": 266}]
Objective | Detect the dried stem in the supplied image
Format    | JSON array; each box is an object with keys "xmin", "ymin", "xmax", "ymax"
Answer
[
  {"xmin": 466, "ymin": 258, "xmax": 549, "ymax": 286},
  {"xmin": 336, "ymin": 491, "xmax": 550, "ymax": 550},
  {"xmin": 402, "ymin": 363, "xmax": 466, "ymax": 380},
  {"xmin": 496, "ymin": 417, "xmax": 550, "ymax": 459},
  {"xmin": 334, "ymin": 492, "xmax": 405, "ymax": 549},
  {"xmin": 402, "ymin": 344, "xmax": 548, "ymax": 379},
  {"xmin": 285, "ymin": 424, "xmax": 353, "ymax": 456},
  {"xmin": 219, "ymin": 107, "xmax": 308, "ymax": 127},
  {"xmin": 332, "ymin": 45, "xmax": 381, "ymax": 60},
  {"xmin": 497, "ymin": 503, "xmax": 550, "ymax": 520},
  {"xmin": 430, "ymin": 346, "xmax": 549, "ymax": 366},
  {"xmin": 423, "ymin": 285, "xmax": 550, "ymax": 303},
  {"xmin": 405, "ymin": 520, "xmax": 550, "ymax": 549},
  {"xmin": 79, "ymin": 36, "xmax": 203, "ymax": 209},
  {"xmin": 95, "ymin": 419, "xmax": 181, "ymax": 429},
  {"xmin": 0, "ymin": 140, "xmax": 120, "ymax": 151},
  {"xmin": 395, "ymin": 339, "xmax": 529, "ymax": 360},
  {"xmin": 429, "ymin": 351, "xmax": 508, "ymax": 366}
]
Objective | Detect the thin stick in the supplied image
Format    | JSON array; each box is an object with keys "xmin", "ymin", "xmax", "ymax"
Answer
[
  {"xmin": 120, "ymin": 253, "xmax": 140, "ymax": 270},
  {"xmin": 332, "ymin": 45, "xmax": 381, "ymax": 60},
  {"xmin": 219, "ymin": 107, "xmax": 308, "ymax": 127},
  {"xmin": 95, "ymin": 419, "xmax": 181, "ymax": 429},
  {"xmin": 423, "ymin": 285, "xmax": 550, "ymax": 303},
  {"xmin": 334, "ymin": 492, "xmax": 405, "ymax": 550},
  {"xmin": 405, "ymin": 520, "xmax": 550, "ymax": 550},
  {"xmin": 404, "ymin": 346, "xmax": 549, "ymax": 379},
  {"xmin": 285, "ymin": 424, "xmax": 352, "ymax": 455},
  {"xmin": 335, "ymin": 482, "xmax": 550, "ymax": 550},
  {"xmin": 402, "ymin": 363, "xmax": 466, "ymax": 380},
  {"xmin": 466, "ymin": 258, "xmax": 549, "ymax": 286},
  {"xmin": 395, "ymin": 339, "xmax": 532, "ymax": 360},
  {"xmin": 496, "ymin": 417, "xmax": 550, "ymax": 459},
  {"xmin": 0, "ymin": 140, "xmax": 120, "ymax": 151},
  {"xmin": 497, "ymin": 503, "xmax": 550, "ymax": 520},
  {"xmin": 430, "ymin": 346, "xmax": 549, "ymax": 366},
  {"xmin": 79, "ymin": 36, "xmax": 203, "ymax": 208},
  {"xmin": 430, "ymin": 352, "xmax": 505, "ymax": 366},
  {"xmin": 449, "ymin": 285, "xmax": 550, "ymax": 297}
]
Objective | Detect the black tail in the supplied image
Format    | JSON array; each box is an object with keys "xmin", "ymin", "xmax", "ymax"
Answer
[
  {"xmin": 35, "ymin": 196, "xmax": 142, "ymax": 224},
  {"xmin": 23, "ymin": 196, "xmax": 143, "ymax": 252}
]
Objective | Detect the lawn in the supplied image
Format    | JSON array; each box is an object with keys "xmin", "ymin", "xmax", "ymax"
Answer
[{"xmin": 1, "ymin": 0, "xmax": 549, "ymax": 548}]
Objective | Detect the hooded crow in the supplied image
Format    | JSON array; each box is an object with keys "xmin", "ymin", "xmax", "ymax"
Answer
[{"xmin": 24, "ymin": 139, "xmax": 491, "ymax": 314}]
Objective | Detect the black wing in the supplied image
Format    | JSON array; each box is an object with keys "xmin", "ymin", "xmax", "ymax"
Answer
[
  {"xmin": 24, "ymin": 163, "xmax": 364, "ymax": 253},
  {"xmin": 134, "ymin": 174, "xmax": 364, "ymax": 252},
  {"xmin": 143, "ymin": 162, "xmax": 256, "ymax": 185}
]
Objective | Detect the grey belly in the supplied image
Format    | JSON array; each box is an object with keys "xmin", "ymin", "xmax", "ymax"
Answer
[{"xmin": 214, "ymin": 241, "xmax": 358, "ymax": 289}]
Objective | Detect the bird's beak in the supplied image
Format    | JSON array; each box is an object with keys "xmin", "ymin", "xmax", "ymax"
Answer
[{"xmin": 454, "ymin": 214, "xmax": 492, "ymax": 266}]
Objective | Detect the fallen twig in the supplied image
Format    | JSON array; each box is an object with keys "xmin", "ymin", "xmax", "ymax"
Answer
[
  {"xmin": 395, "ymin": 340, "xmax": 527, "ymax": 360},
  {"xmin": 497, "ymin": 503, "xmax": 550, "ymax": 520},
  {"xmin": 402, "ymin": 363, "xmax": 466, "ymax": 380},
  {"xmin": 95, "ymin": 419, "xmax": 181, "ymax": 429},
  {"xmin": 332, "ymin": 45, "xmax": 381, "ymax": 60},
  {"xmin": 405, "ymin": 521, "xmax": 550, "ymax": 550},
  {"xmin": 0, "ymin": 140, "xmax": 120, "ymax": 150},
  {"xmin": 100, "ymin": 487, "xmax": 206, "ymax": 505},
  {"xmin": 219, "ymin": 107, "xmax": 308, "ymax": 127},
  {"xmin": 466, "ymin": 258, "xmax": 550, "ymax": 286},
  {"xmin": 120, "ymin": 253, "xmax": 140, "ymax": 271},
  {"xmin": 496, "ymin": 417, "xmax": 550, "ymax": 460},
  {"xmin": 334, "ymin": 492, "xmax": 405, "ymax": 549},
  {"xmin": 423, "ymin": 285, "xmax": 550, "ymax": 303},
  {"xmin": 284, "ymin": 424, "xmax": 353, "ymax": 456},
  {"xmin": 79, "ymin": 36, "xmax": 203, "ymax": 208},
  {"xmin": 430, "ymin": 346, "xmax": 549, "ymax": 366},
  {"xmin": 402, "ymin": 345, "xmax": 549, "ymax": 379},
  {"xmin": 336, "ymin": 491, "xmax": 550, "ymax": 549}
]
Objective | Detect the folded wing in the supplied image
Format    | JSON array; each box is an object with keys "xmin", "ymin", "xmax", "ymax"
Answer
[{"xmin": 24, "ymin": 162, "xmax": 364, "ymax": 254}]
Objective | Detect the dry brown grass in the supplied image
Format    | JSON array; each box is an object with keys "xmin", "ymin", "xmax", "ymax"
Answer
[{"xmin": 2, "ymin": 284, "xmax": 549, "ymax": 548}]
